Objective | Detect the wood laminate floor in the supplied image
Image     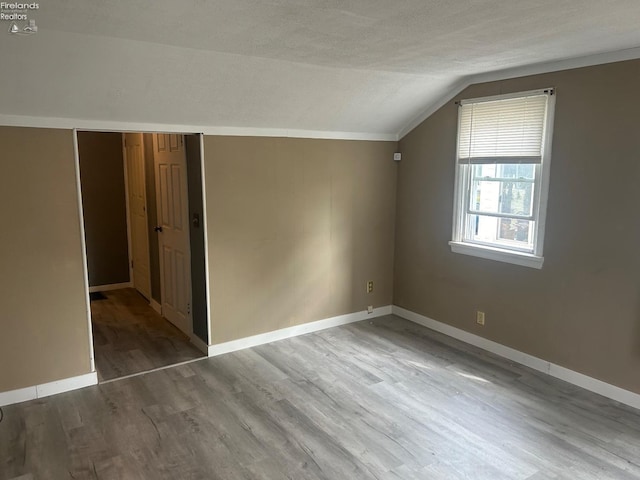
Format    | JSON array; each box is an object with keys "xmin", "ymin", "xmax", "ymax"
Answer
[
  {"xmin": 91, "ymin": 288, "xmax": 204, "ymax": 382},
  {"xmin": 1, "ymin": 316, "xmax": 640, "ymax": 479}
]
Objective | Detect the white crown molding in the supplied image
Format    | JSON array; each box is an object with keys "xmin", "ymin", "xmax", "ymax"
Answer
[
  {"xmin": 471, "ymin": 45, "xmax": 640, "ymax": 85},
  {"xmin": 0, "ymin": 113, "xmax": 397, "ymax": 142},
  {"xmin": 208, "ymin": 306, "xmax": 392, "ymax": 357},
  {"xmin": 392, "ymin": 306, "xmax": 640, "ymax": 411},
  {"xmin": 398, "ymin": 46, "xmax": 640, "ymax": 140}
]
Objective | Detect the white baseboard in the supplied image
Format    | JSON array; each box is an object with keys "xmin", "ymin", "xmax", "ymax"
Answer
[
  {"xmin": 37, "ymin": 372, "xmax": 98, "ymax": 399},
  {"xmin": 89, "ymin": 282, "xmax": 132, "ymax": 293},
  {"xmin": 0, "ymin": 386, "xmax": 35, "ymax": 407},
  {"xmin": 392, "ymin": 306, "xmax": 640, "ymax": 411},
  {"xmin": 150, "ymin": 299, "xmax": 162, "ymax": 315},
  {"xmin": 0, "ymin": 371, "xmax": 98, "ymax": 407},
  {"xmin": 208, "ymin": 306, "xmax": 393, "ymax": 357}
]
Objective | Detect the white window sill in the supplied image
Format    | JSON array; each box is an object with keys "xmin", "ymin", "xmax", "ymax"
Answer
[{"xmin": 449, "ymin": 241, "xmax": 544, "ymax": 269}]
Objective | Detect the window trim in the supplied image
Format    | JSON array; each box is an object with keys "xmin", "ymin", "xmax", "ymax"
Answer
[{"xmin": 450, "ymin": 88, "xmax": 556, "ymax": 269}]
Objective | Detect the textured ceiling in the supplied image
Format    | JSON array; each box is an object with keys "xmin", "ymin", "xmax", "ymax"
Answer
[{"xmin": 1, "ymin": 0, "xmax": 640, "ymax": 138}]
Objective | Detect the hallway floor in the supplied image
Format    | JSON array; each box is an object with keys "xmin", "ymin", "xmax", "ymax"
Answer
[{"xmin": 91, "ymin": 288, "xmax": 204, "ymax": 382}]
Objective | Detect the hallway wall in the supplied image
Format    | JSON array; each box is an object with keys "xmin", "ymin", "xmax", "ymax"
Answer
[{"xmin": 77, "ymin": 131, "xmax": 130, "ymax": 287}]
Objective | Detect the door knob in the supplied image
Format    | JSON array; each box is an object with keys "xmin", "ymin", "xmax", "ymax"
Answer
[{"xmin": 154, "ymin": 226, "xmax": 163, "ymax": 233}]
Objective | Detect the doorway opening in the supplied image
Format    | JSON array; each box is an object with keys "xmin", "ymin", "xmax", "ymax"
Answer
[{"xmin": 76, "ymin": 131, "xmax": 209, "ymax": 382}]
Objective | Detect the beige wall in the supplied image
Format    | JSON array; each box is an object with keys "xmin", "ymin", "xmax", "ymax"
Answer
[
  {"xmin": 77, "ymin": 131, "xmax": 130, "ymax": 287},
  {"xmin": 0, "ymin": 130, "xmax": 397, "ymax": 393},
  {"xmin": 0, "ymin": 127, "xmax": 92, "ymax": 392},
  {"xmin": 4, "ymin": 59, "xmax": 638, "ymax": 399},
  {"xmin": 394, "ymin": 59, "xmax": 640, "ymax": 393},
  {"xmin": 204, "ymin": 136, "xmax": 397, "ymax": 343}
]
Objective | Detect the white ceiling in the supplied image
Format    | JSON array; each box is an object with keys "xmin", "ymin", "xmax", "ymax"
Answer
[{"xmin": 2, "ymin": 0, "xmax": 640, "ymax": 139}]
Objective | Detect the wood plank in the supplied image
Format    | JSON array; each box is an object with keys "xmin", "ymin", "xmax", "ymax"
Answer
[{"xmin": 1, "ymin": 315, "xmax": 640, "ymax": 479}]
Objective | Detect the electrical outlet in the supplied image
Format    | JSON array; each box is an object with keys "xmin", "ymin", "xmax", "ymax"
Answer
[
  {"xmin": 367, "ymin": 280, "xmax": 374, "ymax": 293},
  {"xmin": 367, "ymin": 305, "xmax": 374, "ymax": 314},
  {"xmin": 476, "ymin": 311, "xmax": 485, "ymax": 326}
]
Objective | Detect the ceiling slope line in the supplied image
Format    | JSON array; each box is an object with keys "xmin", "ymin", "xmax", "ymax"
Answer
[
  {"xmin": 396, "ymin": 78, "xmax": 470, "ymax": 140},
  {"xmin": 397, "ymin": 45, "xmax": 640, "ymax": 140}
]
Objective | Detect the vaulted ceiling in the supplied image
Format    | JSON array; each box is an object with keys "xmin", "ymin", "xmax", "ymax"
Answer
[{"xmin": 2, "ymin": 0, "xmax": 640, "ymax": 138}]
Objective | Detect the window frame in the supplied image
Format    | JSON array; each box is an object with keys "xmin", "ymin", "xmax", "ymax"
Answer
[{"xmin": 449, "ymin": 88, "xmax": 556, "ymax": 269}]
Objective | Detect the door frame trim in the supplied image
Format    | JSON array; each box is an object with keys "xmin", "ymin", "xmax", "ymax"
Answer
[
  {"xmin": 72, "ymin": 129, "xmax": 96, "ymax": 374},
  {"xmin": 197, "ymin": 133, "xmax": 213, "ymax": 345},
  {"xmin": 74, "ymin": 128, "xmax": 212, "ymax": 377},
  {"xmin": 121, "ymin": 134, "xmax": 135, "ymax": 293}
]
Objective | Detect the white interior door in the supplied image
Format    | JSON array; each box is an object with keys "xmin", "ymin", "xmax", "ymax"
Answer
[
  {"xmin": 124, "ymin": 132, "xmax": 151, "ymax": 300},
  {"xmin": 153, "ymin": 133, "xmax": 192, "ymax": 335}
]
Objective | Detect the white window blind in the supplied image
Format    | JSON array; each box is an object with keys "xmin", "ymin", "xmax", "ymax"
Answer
[{"xmin": 458, "ymin": 92, "xmax": 550, "ymax": 164}]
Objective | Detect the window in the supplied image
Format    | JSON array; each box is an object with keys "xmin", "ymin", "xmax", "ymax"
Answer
[{"xmin": 450, "ymin": 89, "xmax": 555, "ymax": 269}]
